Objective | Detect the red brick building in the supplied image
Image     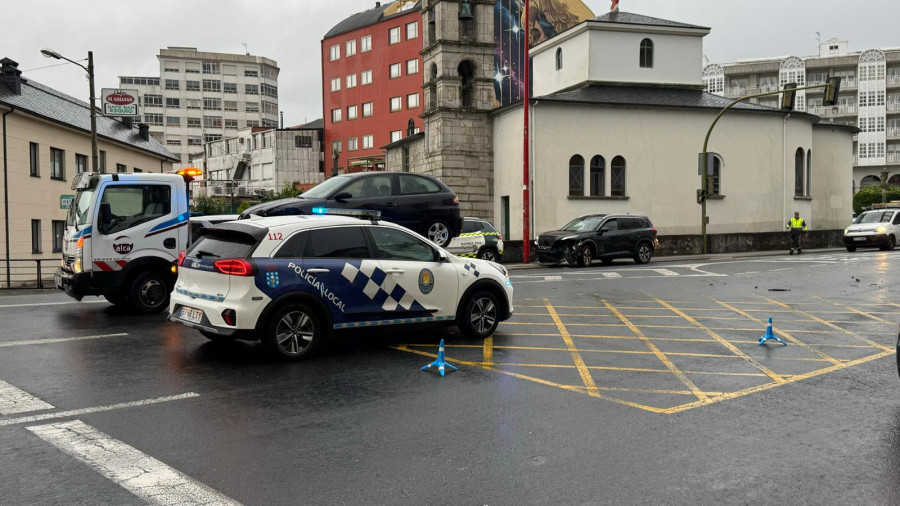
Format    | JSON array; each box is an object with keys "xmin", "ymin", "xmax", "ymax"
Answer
[{"xmin": 321, "ymin": 1, "xmax": 423, "ymax": 174}]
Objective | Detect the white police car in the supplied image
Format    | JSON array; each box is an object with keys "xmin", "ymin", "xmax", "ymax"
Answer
[
  {"xmin": 168, "ymin": 209, "xmax": 514, "ymax": 359},
  {"xmin": 445, "ymin": 217, "xmax": 504, "ymax": 262}
]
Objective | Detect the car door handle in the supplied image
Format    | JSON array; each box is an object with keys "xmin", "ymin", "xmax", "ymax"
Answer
[
  {"xmin": 386, "ymin": 202, "xmax": 396, "ymax": 207},
  {"xmin": 384, "ymin": 268, "xmax": 404, "ymax": 275},
  {"xmin": 307, "ymin": 268, "xmax": 330, "ymax": 274}
]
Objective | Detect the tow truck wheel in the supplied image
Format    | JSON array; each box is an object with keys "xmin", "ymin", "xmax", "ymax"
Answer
[
  {"xmin": 458, "ymin": 290, "xmax": 500, "ymax": 339},
  {"xmin": 104, "ymin": 292, "xmax": 128, "ymax": 306},
  {"xmin": 846, "ymin": 246, "xmax": 856, "ymax": 252},
  {"xmin": 129, "ymin": 271, "xmax": 171, "ymax": 314},
  {"xmin": 265, "ymin": 303, "xmax": 323, "ymax": 359}
]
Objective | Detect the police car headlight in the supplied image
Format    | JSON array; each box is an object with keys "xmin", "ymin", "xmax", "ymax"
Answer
[{"xmin": 488, "ymin": 262, "xmax": 508, "ymax": 278}]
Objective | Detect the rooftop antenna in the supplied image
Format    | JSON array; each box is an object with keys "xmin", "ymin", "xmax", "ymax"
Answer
[
  {"xmin": 815, "ymin": 32, "xmax": 820, "ymax": 54},
  {"xmin": 242, "ymin": 42, "xmax": 249, "ymax": 55}
]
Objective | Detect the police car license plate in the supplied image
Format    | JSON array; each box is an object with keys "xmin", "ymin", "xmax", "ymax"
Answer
[
  {"xmin": 854, "ymin": 237, "xmax": 866, "ymax": 241},
  {"xmin": 180, "ymin": 306, "xmax": 203, "ymax": 323}
]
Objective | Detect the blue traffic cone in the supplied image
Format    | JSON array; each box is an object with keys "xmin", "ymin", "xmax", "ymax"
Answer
[
  {"xmin": 759, "ymin": 317, "xmax": 787, "ymax": 346},
  {"xmin": 421, "ymin": 339, "xmax": 458, "ymax": 376}
]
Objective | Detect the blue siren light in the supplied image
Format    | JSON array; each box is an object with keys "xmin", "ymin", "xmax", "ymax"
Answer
[{"xmin": 311, "ymin": 207, "xmax": 381, "ymax": 219}]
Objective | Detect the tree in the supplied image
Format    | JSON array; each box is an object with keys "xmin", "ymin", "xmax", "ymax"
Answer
[
  {"xmin": 852, "ymin": 185, "xmax": 900, "ymax": 214},
  {"xmin": 192, "ymin": 195, "xmax": 229, "ymax": 215},
  {"xmin": 260, "ymin": 182, "xmax": 304, "ymax": 202}
]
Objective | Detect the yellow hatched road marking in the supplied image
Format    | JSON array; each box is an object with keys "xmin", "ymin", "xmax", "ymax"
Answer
[
  {"xmin": 491, "ymin": 333, "xmax": 883, "ymax": 348},
  {"xmin": 482, "ymin": 336, "xmax": 493, "ymax": 368},
  {"xmin": 715, "ymin": 300, "xmax": 843, "ymax": 366},
  {"xmin": 814, "ymin": 296, "xmax": 899, "ymax": 325},
  {"xmin": 602, "ymin": 299, "xmax": 709, "ymax": 402},
  {"xmin": 653, "ymin": 297, "xmax": 787, "ymax": 384},
  {"xmin": 764, "ymin": 297, "xmax": 893, "ymax": 351},
  {"xmin": 544, "ymin": 299, "xmax": 601, "ymax": 397}
]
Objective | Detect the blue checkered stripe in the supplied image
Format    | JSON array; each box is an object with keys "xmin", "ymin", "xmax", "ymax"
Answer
[
  {"xmin": 340, "ymin": 260, "xmax": 427, "ymax": 312},
  {"xmin": 463, "ymin": 262, "xmax": 480, "ymax": 277},
  {"xmin": 176, "ymin": 287, "xmax": 225, "ymax": 302}
]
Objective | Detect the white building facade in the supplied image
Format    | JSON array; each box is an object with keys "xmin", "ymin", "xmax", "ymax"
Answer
[{"xmin": 119, "ymin": 47, "xmax": 280, "ymax": 168}]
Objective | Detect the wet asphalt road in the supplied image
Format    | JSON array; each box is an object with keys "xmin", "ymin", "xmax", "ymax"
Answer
[{"xmin": 0, "ymin": 250, "xmax": 898, "ymax": 505}]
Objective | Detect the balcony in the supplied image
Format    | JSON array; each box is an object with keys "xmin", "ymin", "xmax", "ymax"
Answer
[
  {"xmin": 888, "ymin": 152, "xmax": 900, "ymax": 164},
  {"xmin": 888, "ymin": 127, "xmax": 900, "ymax": 139},
  {"xmin": 887, "ymin": 102, "xmax": 900, "ymax": 113},
  {"xmin": 887, "ymin": 75, "xmax": 900, "ymax": 87}
]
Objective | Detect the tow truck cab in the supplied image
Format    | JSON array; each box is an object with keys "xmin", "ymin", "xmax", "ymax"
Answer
[{"xmin": 55, "ymin": 172, "xmax": 190, "ymax": 313}]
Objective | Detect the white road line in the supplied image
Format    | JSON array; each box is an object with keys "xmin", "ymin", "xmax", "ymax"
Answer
[
  {"xmin": 27, "ymin": 420, "xmax": 242, "ymax": 506},
  {"xmin": 0, "ymin": 333, "xmax": 128, "ymax": 348},
  {"xmin": 651, "ymin": 268, "xmax": 680, "ymax": 276},
  {"xmin": 0, "ymin": 380, "xmax": 54, "ymax": 415},
  {"xmin": 544, "ymin": 276, "xmax": 562, "ymax": 281},
  {"xmin": 0, "ymin": 392, "xmax": 199, "ymax": 427},
  {"xmin": 0, "ymin": 300, "xmax": 107, "ymax": 309},
  {"xmin": 602, "ymin": 272, "xmax": 622, "ymax": 278}
]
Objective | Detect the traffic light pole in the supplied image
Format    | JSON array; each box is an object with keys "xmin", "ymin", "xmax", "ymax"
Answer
[{"xmin": 699, "ymin": 80, "xmax": 835, "ymax": 254}]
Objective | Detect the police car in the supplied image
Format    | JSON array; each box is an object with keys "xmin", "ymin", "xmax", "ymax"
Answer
[
  {"xmin": 168, "ymin": 209, "xmax": 514, "ymax": 359},
  {"xmin": 445, "ymin": 217, "xmax": 504, "ymax": 262}
]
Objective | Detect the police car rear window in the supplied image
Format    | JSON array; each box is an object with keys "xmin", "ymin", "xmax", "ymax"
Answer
[{"xmin": 188, "ymin": 234, "xmax": 255, "ymax": 259}]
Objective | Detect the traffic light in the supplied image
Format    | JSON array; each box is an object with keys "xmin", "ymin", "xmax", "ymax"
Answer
[
  {"xmin": 781, "ymin": 83, "xmax": 797, "ymax": 111},
  {"xmin": 822, "ymin": 76, "xmax": 842, "ymax": 106}
]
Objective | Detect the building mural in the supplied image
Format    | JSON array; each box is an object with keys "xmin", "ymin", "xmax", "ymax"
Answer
[{"xmin": 493, "ymin": 0, "xmax": 594, "ymax": 106}]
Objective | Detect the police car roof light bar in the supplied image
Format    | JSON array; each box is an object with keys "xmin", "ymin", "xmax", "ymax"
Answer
[{"xmin": 311, "ymin": 207, "xmax": 381, "ymax": 221}]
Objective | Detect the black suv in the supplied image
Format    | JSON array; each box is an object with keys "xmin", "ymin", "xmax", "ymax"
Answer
[
  {"xmin": 535, "ymin": 214, "xmax": 658, "ymax": 267},
  {"xmin": 239, "ymin": 172, "xmax": 462, "ymax": 246}
]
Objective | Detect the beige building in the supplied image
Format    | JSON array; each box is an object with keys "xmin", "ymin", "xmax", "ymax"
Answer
[
  {"xmin": 0, "ymin": 58, "xmax": 177, "ymax": 287},
  {"xmin": 704, "ymin": 39, "xmax": 900, "ymax": 192}
]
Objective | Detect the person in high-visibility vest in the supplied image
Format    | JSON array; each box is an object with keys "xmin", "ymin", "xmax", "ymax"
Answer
[{"xmin": 786, "ymin": 211, "xmax": 808, "ymax": 254}]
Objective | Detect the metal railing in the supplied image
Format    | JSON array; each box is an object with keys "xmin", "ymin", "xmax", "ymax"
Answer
[{"xmin": 0, "ymin": 258, "xmax": 59, "ymax": 289}]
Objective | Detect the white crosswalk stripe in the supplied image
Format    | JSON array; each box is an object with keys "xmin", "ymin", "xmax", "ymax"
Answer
[
  {"xmin": 602, "ymin": 272, "xmax": 622, "ymax": 278},
  {"xmin": 651, "ymin": 268, "xmax": 680, "ymax": 276},
  {"xmin": 0, "ymin": 380, "xmax": 54, "ymax": 415}
]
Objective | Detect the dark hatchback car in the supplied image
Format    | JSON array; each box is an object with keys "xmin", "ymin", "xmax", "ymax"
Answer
[
  {"xmin": 535, "ymin": 213, "xmax": 658, "ymax": 267},
  {"xmin": 239, "ymin": 172, "xmax": 462, "ymax": 246}
]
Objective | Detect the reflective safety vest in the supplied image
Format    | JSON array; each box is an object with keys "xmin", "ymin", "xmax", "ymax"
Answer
[{"xmin": 788, "ymin": 217, "xmax": 807, "ymax": 230}]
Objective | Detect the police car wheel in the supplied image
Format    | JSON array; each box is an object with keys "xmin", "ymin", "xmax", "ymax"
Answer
[
  {"xmin": 130, "ymin": 272, "xmax": 170, "ymax": 314},
  {"xmin": 477, "ymin": 248, "xmax": 499, "ymax": 262},
  {"xmin": 459, "ymin": 291, "xmax": 500, "ymax": 339},
  {"xmin": 266, "ymin": 303, "xmax": 322, "ymax": 359},
  {"xmin": 426, "ymin": 220, "xmax": 452, "ymax": 247}
]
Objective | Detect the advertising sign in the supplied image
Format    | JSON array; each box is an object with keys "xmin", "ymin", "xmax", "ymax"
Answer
[{"xmin": 101, "ymin": 88, "xmax": 139, "ymax": 116}]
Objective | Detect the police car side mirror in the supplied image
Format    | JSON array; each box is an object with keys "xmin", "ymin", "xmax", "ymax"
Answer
[
  {"xmin": 437, "ymin": 250, "xmax": 449, "ymax": 262},
  {"xmin": 333, "ymin": 192, "xmax": 352, "ymax": 202}
]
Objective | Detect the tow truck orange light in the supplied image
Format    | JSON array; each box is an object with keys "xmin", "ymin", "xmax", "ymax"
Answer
[
  {"xmin": 176, "ymin": 167, "xmax": 203, "ymax": 178},
  {"xmin": 76, "ymin": 237, "xmax": 84, "ymax": 249}
]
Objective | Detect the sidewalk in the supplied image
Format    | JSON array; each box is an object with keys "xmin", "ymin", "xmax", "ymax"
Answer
[{"xmin": 503, "ymin": 247, "xmax": 848, "ymax": 270}]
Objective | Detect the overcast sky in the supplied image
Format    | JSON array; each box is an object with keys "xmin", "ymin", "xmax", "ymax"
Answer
[{"xmin": 5, "ymin": 0, "xmax": 898, "ymax": 125}]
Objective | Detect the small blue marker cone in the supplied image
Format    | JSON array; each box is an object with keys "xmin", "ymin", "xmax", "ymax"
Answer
[
  {"xmin": 421, "ymin": 339, "xmax": 458, "ymax": 376},
  {"xmin": 759, "ymin": 317, "xmax": 787, "ymax": 346}
]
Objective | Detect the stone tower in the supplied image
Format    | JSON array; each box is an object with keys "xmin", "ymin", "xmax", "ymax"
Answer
[{"xmin": 418, "ymin": 0, "xmax": 495, "ymax": 218}]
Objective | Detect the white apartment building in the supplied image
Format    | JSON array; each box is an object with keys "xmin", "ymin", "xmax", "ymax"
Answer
[
  {"xmin": 119, "ymin": 47, "xmax": 279, "ymax": 168},
  {"xmin": 704, "ymin": 39, "xmax": 900, "ymax": 192}
]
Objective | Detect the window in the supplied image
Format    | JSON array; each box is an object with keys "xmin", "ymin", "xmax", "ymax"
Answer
[
  {"xmin": 225, "ymin": 119, "xmax": 238, "ymax": 129},
  {"xmin": 391, "ymin": 130, "xmax": 402, "ymax": 143},
  {"xmin": 187, "ymin": 138, "xmax": 202, "ymax": 146},
  {"xmin": 361, "ymin": 35, "xmax": 372, "ymax": 52},
  {"xmin": 144, "ymin": 94, "xmax": 163, "ymax": 107},
  {"xmin": 343, "ymin": 175, "xmax": 393, "ymax": 198},
  {"xmin": 120, "ymin": 77, "xmax": 160, "ymax": 86},
  {"xmin": 52, "ymin": 220, "xmax": 65, "ymax": 253},
  {"xmin": 97, "ymin": 185, "xmax": 171, "ymax": 235},
  {"xmin": 407, "ymin": 59, "xmax": 419, "ymax": 75},
  {"xmin": 185, "ymin": 62, "xmax": 200, "ymax": 74},
  {"xmin": 427, "ymin": 9, "xmax": 436, "ymax": 42},
  {"xmin": 568, "ymin": 155, "xmax": 584, "ymax": 196},
  {"xmin": 556, "ymin": 48, "xmax": 563, "ymax": 70},
  {"xmin": 246, "ymin": 120, "xmax": 259, "ymax": 128},
  {"xmin": 331, "ymin": 108, "xmax": 342, "ymax": 123},
  {"xmin": 407, "ymin": 93, "xmax": 419, "ymax": 108},
  {"xmin": 50, "ymin": 147, "xmax": 64, "ymax": 180},
  {"xmin": 116, "ymin": 163, "xmax": 127, "ymax": 173},
  {"xmin": 222, "ymin": 64, "xmax": 236, "ymax": 76},
  {"xmin": 164, "ymin": 61, "xmax": 179, "ymax": 72},
  {"xmin": 31, "ymin": 220, "xmax": 41, "ymax": 253},
  {"xmin": 347, "ymin": 137, "xmax": 358, "ymax": 151},
  {"xmin": 133, "ymin": 168, "xmax": 143, "ymax": 173},
  {"xmin": 144, "ymin": 114, "xmax": 163, "ymax": 126},
  {"xmin": 407, "ymin": 21, "xmax": 418, "ymax": 40},
  {"xmin": 186, "ymin": 99, "xmax": 201, "ymax": 110},
  {"xmin": 390, "ymin": 63, "xmax": 401, "ymax": 79},
  {"xmin": 806, "ymin": 149, "xmax": 812, "ymax": 197},
  {"xmin": 245, "ymin": 84, "xmax": 258, "ymax": 95},
  {"xmin": 75, "ymin": 154, "xmax": 87, "ymax": 174},
  {"xmin": 202, "ymin": 62, "xmax": 218, "ymax": 74},
  {"xmin": 29, "ymin": 142, "xmax": 39, "ymax": 177},
  {"xmin": 165, "ymin": 97, "xmax": 180, "ymax": 108},
  {"xmin": 245, "ymin": 102, "xmax": 259, "ymax": 113},
  {"xmin": 346, "ymin": 74, "xmax": 357, "ymax": 88},
  {"xmin": 167, "ymin": 139, "xmax": 181, "ymax": 146},
  {"xmin": 99, "ymin": 150, "xmax": 106, "ymax": 173},
  {"xmin": 389, "ymin": 27, "xmax": 401, "ymax": 44},
  {"xmin": 223, "ymin": 82, "xmax": 237, "ymax": 94},
  {"xmin": 362, "ymin": 135, "xmax": 373, "ymax": 149},
  {"xmin": 330, "ymin": 44, "xmax": 340, "ymax": 61},
  {"xmin": 332, "ymin": 140, "xmax": 342, "ymax": 154},
  {"xmin": 202, "ymin": 79, "xmax": 221, "ymax": 92},
  {"xmin": 295, "ymin": 136, "xmax": 313, "ymax": 148},
  {"xmin": 187, "ymin": 117, "xmax": 201, "ymax": 128},
  {"xmin": 458, "ymin": 60, "xmax": 476, "ymax": 108},
  {"xmin": 640, "ymin": 38, "xmax": 654, "ymax": 68},
  {"xmin": 363, "ymin": 102, "xmax": 373, "ymax": 117},
  {"xmin": 346, "ymin": 39, "xmax": 356, "ymax": 56},
  {"xmin": 348, "ymin": 105, "xmax": 358, "ymax": 120},
  {"xmin": 204, "ymin": 98, "xmax": 221, "ymax": 109},
  {"xmin": 204, "ymin": 116, "xmax": 222, "ymax": 128},
  {"xmin": 795, "ymin": 148, "xmax": 804, "ymax": 196},
  {"xmin": 244, "ymin": 68, "xmax": 259, "ymax": 78},
  {"xmin": 589, "ymin": 155, "xmax": 604, "ymax": 196},
  {"xmin": 166, "ymin": 116, "xmax": 181, "ymax": 126},
  {"xmin": 390, "ymin": 97, "xmax": 402, "ymax": 112},
  {"xmin": 361, "ymin": 70, "xmax": 373, "ymax": 85},
  {"xmin": 165, "ymin": 79, "xmax": 180, "ymax": 90},
  {"xmin": 261, "ymin": 84, "xmax": 277, "ymax": 98},
  {"xmin": 370, "ymin": 227, "xmax": 437, "ymax": 262},
  {"xmin": 399, "ymin": 174, "xmax": 440, "ymax": 195},
  {"xmin": 331, "ymin": 77, "xmax": 341, "ymax": 92},
  {"xmin": 611, "ymin": 156, "xmax": 626, "ymax": 196},
  {"xmin": 305, "ymin": 227, "xmax": 369, "ymax": 259}
]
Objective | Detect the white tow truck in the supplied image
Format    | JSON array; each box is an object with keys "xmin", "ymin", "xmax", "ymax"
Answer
[{"xmin": 55, "ymin": 171, "xmax": 196, "ymax": 313}]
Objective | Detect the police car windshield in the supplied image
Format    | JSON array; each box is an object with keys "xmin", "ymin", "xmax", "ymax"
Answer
[
  {"xmin": 561, "ymin": 215, "xmax": 605, "ymax": 232},
  {"xmin": 68, "ymin": 189, "xmax": 95, "ymax": 227},
  {"xmin": 854, "ymin": 211, "xmax": 892, "ymax": 224},
  {"xmin": 301, "ymin": 175, "xmax": 351, "ymax": 199}
]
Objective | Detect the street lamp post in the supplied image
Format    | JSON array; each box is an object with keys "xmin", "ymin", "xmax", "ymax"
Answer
[{"xmin": 41, "ymin": 49, "xmax": 98, "ymax": 173}]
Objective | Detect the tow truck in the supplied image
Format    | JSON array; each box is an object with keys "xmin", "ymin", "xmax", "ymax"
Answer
[{"xmin": 55, "ymin": 168, "xmax": 201, "ymax": 313}]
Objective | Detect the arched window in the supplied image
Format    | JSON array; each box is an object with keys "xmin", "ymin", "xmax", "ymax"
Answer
[
  {"xmin": 555, "ymin": 48, "xmax": 563, "ymax": 71},
  {"xmin": 427, "ymin": 9, "xmax": 436, "ymax": 44},
  {"xmin": 568, "ymin": 155, "xmax": 584, "ymax": 196},
  {"xmin": 611, "ymin": 156, "xmax": 626, "ymax": 196},
  {"xmin": 458, "ymin": 60, "xmax": 476, "ymax": 108},
  {"xmin": 794, "ymin": 148, "xmax": 805, "ymax": 196},
  {"xmin": 589, "ymin": 155, "xmax": 605, "ymax": 196},
  {"xmin": 860, "ymin": 175, "xmax": 881, "ymax": 188},
  {"xmin": 806, "ymin": 149, "xmax": 812, "ymax": 197},
  {"xmin": 640, "ymin": 39, "xmax": 654, "ymax": 68},
  {"xmin": 459, "ymin": 0, "xmax": 474, "ymax": 41},
  {"xmin": 429, "ymin": 63, "xmax": 438, "ymax": 110},
  {"xmin": 889, "ymin": 173, "xmax": 900, "ymax": 185}
]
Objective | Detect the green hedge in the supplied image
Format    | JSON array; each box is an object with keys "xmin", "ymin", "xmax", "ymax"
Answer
[{"xmin": 852, "ymin": 185, "xmax": 900, "ymax": 214}]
